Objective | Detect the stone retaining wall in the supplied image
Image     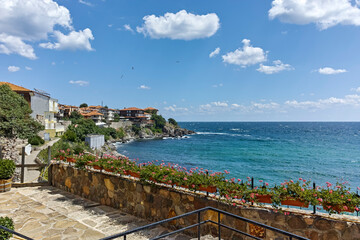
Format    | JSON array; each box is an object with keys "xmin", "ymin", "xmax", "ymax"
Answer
[{"xmin": 51, "ymin": 164, "xmax": 360, "ymax": 239}]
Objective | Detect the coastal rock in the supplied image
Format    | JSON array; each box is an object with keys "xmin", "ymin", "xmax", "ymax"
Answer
[{"xmin": 138, "ymin": 128, "xmax": 154, "ymax": 139}]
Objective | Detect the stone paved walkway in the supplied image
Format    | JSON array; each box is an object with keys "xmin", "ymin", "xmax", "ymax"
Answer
[{"xmin": 0, "ymin": 187, "xmax": 217, "ymax": 240}]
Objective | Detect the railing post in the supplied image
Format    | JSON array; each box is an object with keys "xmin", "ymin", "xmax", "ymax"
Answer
[
  {"xmin": 47, "ymin": 146, "xmax": 52, "ymax": 185},
  {"xmin": 206, "ymin": 171, "xmax": 209, "ymax": 197},
  {"xmin": 0, "ymin": 145, "xmax": 2, "ymax": 159},
  {"xmin": 218, "ymin": 211, "xmax": 221, "ymax": 240},
  {"xmin": 124, "ymin": 235, "xmax": 126, "ymax": 240},
  {"xmin": 251, "ymin": 177, "xmax": 254, "ymax": 205},
  {"xmin": 313, "ymin": 182, "xmax": 316, "ymax": 214},
  {"xmin": 21, "ymin": 147, "xmax": 25, "ymax": 183},
  {"xmin": 198, "ymin": 212, "xmax": 201, "ymax": 240}
]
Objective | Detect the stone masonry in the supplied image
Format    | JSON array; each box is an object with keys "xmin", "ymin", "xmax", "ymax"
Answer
[{"xmin": 51, "ymin": 163, "xmax": 360, "ymax": 240}]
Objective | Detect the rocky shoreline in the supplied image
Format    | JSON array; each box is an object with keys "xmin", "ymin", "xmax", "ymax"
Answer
[{"xmin": 101, "ymin": 123, "xmax": 195, "ymax": 158}]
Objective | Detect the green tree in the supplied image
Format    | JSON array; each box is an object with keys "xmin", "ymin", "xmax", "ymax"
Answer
[
  {"xmin": 79, "ymin": 103, "xmax": 88, "ymax": 108},
  {"xmin": 151, "ymin": 114, "xmax": 166, "ymax": 130},
  {"xmin": 113, "ymin": 113, "xmax": 120, "ymax": 122},
  {"xmin": 69, "ymin": 111, "xmax": 83, "ymax": 123},
  {"xmin": 0, "ymin": 84, "xmax": 43, "ymax": 139},
  {"xmin": 168, "ymin": 118, "xmax": 178, "ymax": 126}
]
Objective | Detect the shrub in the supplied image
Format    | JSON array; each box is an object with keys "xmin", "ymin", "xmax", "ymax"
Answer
[
  {"xmin": 168, "ymin": 118, "xmax": 178, "ymax": 126},
  {"xmin": 0, "ymin": 160, "xmax": 16, "ymax": 179},
  {"xmin": 132, "ymin": 125, "xmax": 141, "ymax": 134},
  {"xmin": 151, "ymin": 114, "xmax": 166, "ymax": 130},
  {"xmin": 62, "ymin": 130, "xmax": 77, "ymax": 142},
  {"xmin": 0, "ymin": 216, "xmax": 14, "ymax": 240},
  {"xmin": 28, "ymin": 135, "xmax": 45, "ymax": 146},
  {"xmin": 116, "ymin": 128, "xmax": 125, "ymax": 139}
]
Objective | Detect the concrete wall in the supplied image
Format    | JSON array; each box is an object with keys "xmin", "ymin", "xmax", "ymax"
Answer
[
  {"xmin": 109, "ymin": 120, "xmax": 132, "ymax": 129},
  {"xmin": 51, "ymin": 164, "xmax": 360, "ymax": 240},
  {"xmin": 30, "ymin": 93, "xmax": 49, "ymax": 119},
  {"xmin": 85, "ymin": 135, "xmax": 105, "ymax": 149}
]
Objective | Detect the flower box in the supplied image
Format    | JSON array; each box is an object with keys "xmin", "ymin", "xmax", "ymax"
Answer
[
  {"xmin": 281, "ymin": 198, "xmax": 309, "ymax": 208},
  {"xmin": 199, "ymin": 185, "xmax": 217, "ymax": 193},
  {"xmin": 323, "ymin": 205, "xmax": 353, "ymax": 213},
  {"xmin": 129, "ymin": 171, "xmax": 140, "ymax": 178},
  {"xmin": 256, "ymin": 194, "xmax": 272, "ymax": 204},
  {"xmin": 175, "ymin": 183, "xmax": 189, "ymax": 189},
  {"xmin": 93, "ymin": 165, "xmax": 102, "ymax": 170},
  {"xmin": 66, "ymin": 157, "xmax": 76, "ymax": 163},
  {"xmin": 59, "ymin": 156, "xmax": 65, "ymax": 161},
  {"xmin": 105, "ymin": 168, "xmax": 114, "ymax": 173}
]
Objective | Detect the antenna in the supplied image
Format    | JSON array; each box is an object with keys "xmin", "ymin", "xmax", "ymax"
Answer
[{"xmin": 33, "ymin": 88, "xmax": 50, "ymax": 96}]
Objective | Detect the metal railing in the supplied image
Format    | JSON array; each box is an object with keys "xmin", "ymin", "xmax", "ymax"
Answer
[
  {"xmin": 0, "ymin": 207, "xmax": 310, "ymax": 240},
  {"xmin": 101, "ymin": 206, "xmax": 309, "ymax": 240}
]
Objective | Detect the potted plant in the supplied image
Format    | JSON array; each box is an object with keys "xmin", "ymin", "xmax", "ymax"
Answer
[
  {"xmin": 0, "ymin": 159, "xmax": 16, "ymax": 193},
  {"xmin": 275, "ymin": 179, "xmax": 312, "ymax": 208},
  {"xmin": 320, "ymin": 182, "xmax": 360, "ymax": 214},
  {"xmin": 0, "ymin": 216, "xmax": 14, "ymax": 240}
]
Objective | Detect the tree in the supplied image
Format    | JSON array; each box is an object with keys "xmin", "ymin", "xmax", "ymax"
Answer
[
  {"xmin": 168, "ymin": 118, "xmax": 178, "ymax": 126},
  {"xmin": 69, "ymin": 111, "xmax": 83, "ymax": 123},
  {"xmin": 79, "ymin": 103, "xmax": 88, "ymax": 108},
  {"xmin": 0, "ymin": 84, "xmax": 43, "ymax": 139},
  {"xmin": 113, "ymin": 113, "xmax": 120, "ymax": 122},
  {"xmin": 151, "ymin": 114, "xmax": 166, "ymax": 130}
]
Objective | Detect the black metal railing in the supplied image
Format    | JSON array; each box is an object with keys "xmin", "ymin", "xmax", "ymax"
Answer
[
  {"xmin": 100, "ymin": 206, "xmax": 309, "ymax": 240},
  {"xmin": 0, "ymin": 206, "xmax": 310, "ymax": 240},
  {"xmin": 0, "ymin": 225, "xmax": 34, "ymax": 240}
]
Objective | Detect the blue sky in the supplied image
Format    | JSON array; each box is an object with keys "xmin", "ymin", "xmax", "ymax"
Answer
[{"xmin": 1, "ymin": 0, "xmax": 360, "ymax": 121}]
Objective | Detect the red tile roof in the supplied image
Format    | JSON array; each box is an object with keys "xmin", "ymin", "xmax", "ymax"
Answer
[
  {"xmin": 120, "ymin": 107, "xmax": 143, "ymax": 111},
  {"xmin": 0, "ymin": 82, "xmax": 31, "ymax": 92}
]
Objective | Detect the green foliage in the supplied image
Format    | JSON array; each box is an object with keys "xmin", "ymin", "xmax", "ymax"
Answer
[
  {"xmin": 28, "ymin": 135, "xmax": 45, "ymax": 146},
  {"xmin": 116, "ymin": 128, "xmax": 125, "ymax": 139},
  {"xmin": 0, "ymin": 84, "xmax": 43, "ymax": 139},
  {"xmin": 62, "ymin": 130, "xmax": 77, "ymax": 142},
  {"xmin": 0, "ymin": 159, "xmax": 16, "ymax": 179},
  {"xmin": 168, "ymin": 118, "xmax": 178, "ymax": 126},
  {"xmin": 151, "ymin": 114, "xmax": 166, "ymax": 131},
  {"xmin": 150, "ymin": 126, "xmax": 162, "ymax": 134},
  {"xmin": 69, "ymin": 111, "xmax": 83, "ymax": 123},
  {"xmin": 79, "ymin": 103, "xmax": 88, "ymax": 108},
  {"xmin": 132, "ymin": 125, "xmax": 141, "ymax": 134},
  {"xmin": 0, "ymin": 216, "xmax": 14, "ymax": 240},
  {"xmin": 113, "ymin": 113, "xmax": 120, "ymax": 122},
  {"xmin": 38, "ymin": 139, "xmax": 71, "ymax": 163}
]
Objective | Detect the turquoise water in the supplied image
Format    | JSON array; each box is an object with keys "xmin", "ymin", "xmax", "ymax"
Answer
[{"xmin": 117, "ymin": 122, "xmax": 360, "ymax": 190}]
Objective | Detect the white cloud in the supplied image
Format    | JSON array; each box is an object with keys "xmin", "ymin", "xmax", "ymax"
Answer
[
  {"xmin": 124, "ymin": 24, "xmax": 134, "ymax": 33},
  {"xmin": 39, "ymin": 29, "xmax": 94, "ymax": 51},
  {"xmin": 8, "ymin": 66, "xmax": 20, "ymax": 72},
  {"xmin": 269, "ymin": 0, "xmax": 360, "ymax": 30},
  {"xmin": 222, "ymin": 39, "xmax": 267, "ymax": 67},
  {"xmin": 25, "ymin": 66, "xmax": 32, "ymax": 70},
  {"xmin": 285, "ymin": 94, "xmax": 360, "ymax": 109},
  {"xmin": 317, "ymin": 67, "xmax": 347, "ymax": 75},
  {"xmin": 0, "ymin": 34, "xmax": 37, "ymax": 59},
  {"xmin": 164, "ymin": 105, "xmax": 189, "ymax": 112},
  {"xmin": 69, "ymin": 80, "xmax": 89, "ymax": 86},
  {"xmin": 351, "ymin": 87, "xmax": 360, "ymax": 92},
  {"xmin": 209, "ymin": 47, "xmax": 220, "ymax": 58},
  {"xmin": 257, "ymin": 60, "xmax": 293, "ymax": 74},
  {"xmin": 51, "ymin": 62, "xmax": 56, "ymax": 66},
  {"xmin": 79, "ymin": 0, "xmax": 93, "ymax": 7},
  {"xmin": 108, "ymin": 24, "xmax": 113, "ymax": 28},
  {"xmin": 139, "ymin": 85, "xmax": 151, "ymax": 90},
  {"xmin": 137, "ymin": 10, "xmax": 220, "ymax": 40},
  {"xmin": 0, "ymin": 0, "xmax": 93, "ymax": 58},
  {"xmin": 212, "ymin": 83, "xmax": 223, "ymax": 88}
]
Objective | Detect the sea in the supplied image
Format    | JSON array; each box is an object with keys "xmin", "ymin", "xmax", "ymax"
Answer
[{"xmin": 117, "ymin": 122, "xmax": 360, "ymax": 191}]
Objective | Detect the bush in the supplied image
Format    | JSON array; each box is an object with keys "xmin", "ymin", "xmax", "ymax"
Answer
[
  {"xmin": 62, "ymin": 130, "xmax": 77, "ymax": 142},
  {"xmin": 151, "ymin": 114, "xmax": 166, "ymax": 131},
  {"xmin": 168, "ymin": 118, "xmax": 178, "ymax": 126},
  {"xmin": 116, "ymin": 128, "xmax": 125, "ymax": 139},
  {"xmin": 0, "ymin": 160, "xmax": 15, "ymax": 179},
  {"xmin": 132, "ymin": 125, "xmax": 141, "ymax": 134},
  {"xmin": 28, "ymin": 135, "xmax": 45, "ymax": 146},
  {"xmin": 0, "ymin": 217, "xmax": 14, "ymax": 240}
]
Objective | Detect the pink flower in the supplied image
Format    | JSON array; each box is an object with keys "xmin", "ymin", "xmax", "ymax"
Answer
[
  {"xmin": 299, "ymin": 178, "xmax": 302, "ymax": 180},
  {"xmin": 241, "ymin": 199, "xmax": 246, "ymax": 203},
  {"xmin": 343, "ymin": 206, "xmax": 349, "ymax": 211},
  {"xmin": 184, "ymin": 177, "xmax": 188, "ymax": 181},
  {"xmin": 317, "ymin": 198, "xmax": 323, "ymax": 202},
  {"xmin": 265, "ymin": 182, "xmax": 269, "ymax": 186},
  {"xmin": 232, "ymin": 203, "xmax": 236, "ymax": 206},
  {"xmin": 238, "ymin": 179, "xmax": 241, "ymax": 182},
  {"xmin": 259, "ymin": 180, "xmax": 263, "ymax": 183}
]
